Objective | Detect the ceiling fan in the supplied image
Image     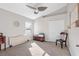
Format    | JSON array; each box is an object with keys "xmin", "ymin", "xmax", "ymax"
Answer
[{"xmin": 26, "ymin": 5, "xmax": 47, "ymax": 14}]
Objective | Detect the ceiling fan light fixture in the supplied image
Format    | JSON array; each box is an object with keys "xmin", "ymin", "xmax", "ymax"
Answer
[{"xmin": 34, "ymin": 9, "xmax": 39, "ymax": 14}]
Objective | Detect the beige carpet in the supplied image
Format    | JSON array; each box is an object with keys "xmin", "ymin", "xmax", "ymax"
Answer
[{"xmin": 0, "ymin": 40, "xmax": 70, "ymax": 56}]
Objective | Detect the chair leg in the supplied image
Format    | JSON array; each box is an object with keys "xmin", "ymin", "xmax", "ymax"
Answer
[
  {"xmin": 61, "ymin": 42, "xmax": 63, "ymax": 48},
  {"xmin": 56, "ymin": 40, "xmax": 58, "ymax": 45},
  {"xmin": 65, "ymin": 42, "xmax": 67, "ymax": 47},
  {"xmin": 0, "ymin": 44, "xmax": 1, "ymax": 51}
]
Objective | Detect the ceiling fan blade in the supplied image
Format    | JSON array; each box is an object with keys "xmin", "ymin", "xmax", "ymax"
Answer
[
  {"xmin": 42, "ymin": 6, "xmax": 67, "ymax": 18},
  {"xmin": 38, "ymin": 7, "xmax": 47, "ymax": 11},
  {"xmin": 26, "ymin": 5, "xmax": 36, "ymax": 10}
]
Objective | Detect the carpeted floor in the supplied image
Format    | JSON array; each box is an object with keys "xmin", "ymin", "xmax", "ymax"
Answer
[{"xmin": 0, "ymin": 40, "xmax": 70, "ymax": 56}]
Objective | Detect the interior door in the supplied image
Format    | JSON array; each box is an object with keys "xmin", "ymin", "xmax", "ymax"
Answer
[{"xmin": 48, "ymin": 20, "xmax": 65, "ymax": 42}]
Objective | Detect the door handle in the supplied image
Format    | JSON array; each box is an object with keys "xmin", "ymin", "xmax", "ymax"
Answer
[{"xmin": 76, "ymin": 45, "xmax": 79, "ymax": 47}]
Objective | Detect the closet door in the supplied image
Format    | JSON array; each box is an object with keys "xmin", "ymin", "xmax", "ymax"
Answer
[{"xmin": 48, "ymin": 20, "xmax": 65, "ymax": 42}]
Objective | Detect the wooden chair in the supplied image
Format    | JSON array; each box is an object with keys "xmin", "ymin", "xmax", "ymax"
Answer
[
  {"xmin": 0, "ymin": 33, "xmax": 6, "ymax": 50},
  {"xmin": 56, "ymin": 32, "xmax": 68, "ymax": 48}
]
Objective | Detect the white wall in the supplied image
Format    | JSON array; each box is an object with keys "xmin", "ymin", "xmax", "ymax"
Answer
[
  {"xmin": 34, "ymin": 13, "xmax": 67, "ymax": 41},
  {"xmin": 0, "ymin": 8, "xmax": 33, "ymax": 49},
  {"xmin": 66, "ymin": 4, "xmax": 79, "ymax": 56}
]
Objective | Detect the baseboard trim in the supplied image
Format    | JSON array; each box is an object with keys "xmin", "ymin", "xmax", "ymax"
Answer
[{"xmin": 67, "ymin": 46, "xmax": 71, "ymax": 56}]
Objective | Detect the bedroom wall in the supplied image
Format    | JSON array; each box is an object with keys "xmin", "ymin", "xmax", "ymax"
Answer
[
  {"xmin": 0, "ymin": 8, "xmax": 33, "ymax": 49},
  {"xmin": 34, "ymin": 13, "xmax": 67, "ymax": 41}
]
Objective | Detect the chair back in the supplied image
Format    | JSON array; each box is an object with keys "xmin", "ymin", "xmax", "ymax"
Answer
[
  {"xmin": 0, "ymin": 33, "xmax": 6, "ymax": 43},
  {"xmin": 65, "ymin": 33, "xmax": 68, "ymax": 41},
  {"xmin": 60, "ymin": 32, "xmax": 68, "ymax": 41}
]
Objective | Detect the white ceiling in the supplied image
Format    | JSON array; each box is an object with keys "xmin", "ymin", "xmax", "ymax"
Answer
[{"xmin": 0, "ymin": 3, "xmax": 67, "ymax": 20}]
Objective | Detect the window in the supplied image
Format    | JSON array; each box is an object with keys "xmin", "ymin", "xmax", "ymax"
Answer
[
  {"xmin": 25, "ymin": 22, "xmax": 32, "ymax": 30},
  {"xmin": 24, "ymin": 22, "xmax": 32, "ymax": 36}
]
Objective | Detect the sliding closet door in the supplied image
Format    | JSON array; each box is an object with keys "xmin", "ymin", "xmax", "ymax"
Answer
[{"xmin": 48, "ymin": 20, "xmax": 65, "ymax": 42}]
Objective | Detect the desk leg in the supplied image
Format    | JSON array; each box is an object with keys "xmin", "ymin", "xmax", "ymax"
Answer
[{"xmin": 0, "ymin": 44, "xmax": 1, "ymax": 51}]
